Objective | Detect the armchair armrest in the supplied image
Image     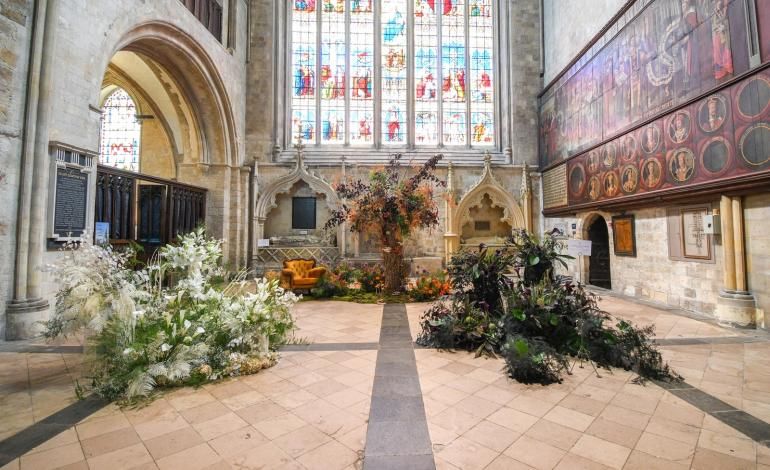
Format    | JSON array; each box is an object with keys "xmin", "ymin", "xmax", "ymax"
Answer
[
  {"xmin": 307, "ymin": 267, "xmax": 327, "ymax": 279},
  {"xmin": 281, "ymin": 269, "xmax": 296, "ymax": 279},
  {"xmin": 280, "ymin": 269, "xmax": 296, "ymax": 288}
]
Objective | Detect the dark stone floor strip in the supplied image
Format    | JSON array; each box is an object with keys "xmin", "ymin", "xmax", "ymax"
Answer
[
  {"xmin": 656, "ymin": 380, "xmax": 770, "ymax": 446},
  {"xmin": 0, "ymin": 396, "xmax": 108, "ymax": 467},
  {"xmin": 656, "ymin": 336, "xmax": 768, "ymax": 346},
  {"xmin": 0, "ymin": 344, "xmax": 83, "ymax": 354},
  {"xmin": 364, "ymin": 304, "xmax": 435, "ymax": 470},
  {"xmin": 280, "ymin": 342, "xmax": 380, "ymax": 352}
]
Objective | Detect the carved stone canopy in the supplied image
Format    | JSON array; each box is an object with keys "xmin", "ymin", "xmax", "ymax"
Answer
[
  {"xmin": 255, "ymin": 146, "xmax": 340, "ymax": 221},
  {"xmin": 451, "ymin": 154, "xmax": 525, "ymax": 235}
]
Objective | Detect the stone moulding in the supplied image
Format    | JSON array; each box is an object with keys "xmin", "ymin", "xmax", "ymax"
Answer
[
  {"xmin": 255, "ymin": 150, "xmax": 341, "ymax": 222},
  {"xmin": 451, "ymin": 155, "xmax": 526, "ymax": 236}
]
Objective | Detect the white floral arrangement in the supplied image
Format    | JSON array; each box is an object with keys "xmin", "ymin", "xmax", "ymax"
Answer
[{"xmin": 44, "ymin": 228, "xmax": 299, "ymax": 401}]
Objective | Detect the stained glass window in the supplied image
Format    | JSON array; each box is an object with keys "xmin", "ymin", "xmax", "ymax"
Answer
[
  {"xmin": 469, "ymin": 0, "xmax": 494, "ymax": 145},
  {"xmin": 289, "ymin": 0, "xmax": 495, "ymax": 148},
  {"xmin": 415, "ymin": 0, "xmax": 439, "ymax": 145},
  {"xmin": 321, "ymin": 1, "xmax": 346, "ymax": 144},
  {"xmin": 100, "ymin": 88, "xmax": 141, "ymax": 172},
  {"xmin": 350, "ymin": 0, "xmax": 374, "ymax": 145},
  {"xmin": 292, "ymin": 1, "xmax": 317, "ymax": 142}
]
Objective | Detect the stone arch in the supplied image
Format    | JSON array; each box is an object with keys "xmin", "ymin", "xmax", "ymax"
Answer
[
  {"xmin": 256, "ymin": 154, "xmax": 341, "ymax": 223},
  {"xmin": 99, "ymin": 21, "xmax": 238, "ymax": 169},
  {"xmin": 255, "ymin": 151, "xmax": 344, "ymax": 250},
  {"xmin": 100, "ymin": 67, "xmax": 178, "ymax": 179},
  {"xmin": 93, "ymin": 22, "xmax": 246, "ymax": 265},
  {"xmin": 578, "ymin": 211, "xmax": 614, "ymax": 287},
  {"xmin": 452, "ymin": 158, "xmax": 526, "ymax": 237}
]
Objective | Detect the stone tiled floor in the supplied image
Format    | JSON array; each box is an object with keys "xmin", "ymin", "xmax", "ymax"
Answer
[
  {"xmin": 417, "ymin": 348, "xmax": 769, "ymax": 470},
  {"xmin": 2, "ymin": 349, "xmax": 375, "ymax": 470},
  {"xmin": 0, "ymin": 352, "xmax": 84, "ymax": 442},
  {"xmin": 292, "ymin": 301, "xmax": 382, "ymax": 344},
  {"xmin": 1, "ymin": 295, "xmax": 769, "ymax": 469}
]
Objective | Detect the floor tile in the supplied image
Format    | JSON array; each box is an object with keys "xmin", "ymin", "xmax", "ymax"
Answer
[
  {"xmin": 504, "ymin": 435, "xmax": 566, "ymax": 470},
  {"xmin": 570, "ymin": 434, "xmax": 631, "ymax": 469},
  {"xmin": 155, "ymin": 443, "xmax": 222, "ymax": 470},
  {"xmin": 434, "ymin": 436, "xmax": 498, "ymax": 470},
  {"xmin": 463, "ymin": 419, "xmax": 520, "ymax": 453}
]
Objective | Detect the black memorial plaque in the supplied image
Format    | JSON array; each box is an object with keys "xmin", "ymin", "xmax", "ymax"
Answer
[{"xmin": 54, "ymin": 167, "xmax": 88, "ymax": 237}]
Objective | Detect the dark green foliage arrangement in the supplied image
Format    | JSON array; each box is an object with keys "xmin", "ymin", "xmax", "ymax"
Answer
[{"xmin": 417, "ymin": 231, "xmax": 679, "ymax": 385}]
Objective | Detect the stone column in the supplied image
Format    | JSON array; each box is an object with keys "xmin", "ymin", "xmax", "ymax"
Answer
[
  {"xmin": 520, "ymin": 163, "xmax": 533, "ymax": 232},
  {"xmin": 720, "ymin": 195, "xmax": 736, "ymax": 291},
  {"xmin": 7, "ymin": 0, "xmax": 58, "ymax": 340},
  {"xmin": 716, "ymin": 195, "xmax": 756, "ymax": 327},
  {"xmin": 732, "ymin": 197, "xmax": 747, "ymax": 292},
  {"xmin": 443, "ymin": 163, "xmax": 459, "ymax": 263}
]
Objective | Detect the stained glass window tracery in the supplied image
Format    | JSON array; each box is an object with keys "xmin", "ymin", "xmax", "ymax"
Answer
[
  {"xmin": 290, "ymin": 0, "xmax": 496, "ymax": 148},
  {"xmin": 100, "ymin": 88, "xmax": 141, "ymax": 172}
]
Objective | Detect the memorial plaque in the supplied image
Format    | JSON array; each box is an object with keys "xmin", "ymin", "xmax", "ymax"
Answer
[{"xmin": 53, "ymin": 167, "xmax": 88, "ymax": 237}]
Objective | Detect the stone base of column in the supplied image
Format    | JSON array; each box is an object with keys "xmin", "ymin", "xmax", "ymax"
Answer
[
  {"xmin": 715, "ymin": 291, "xmax": 756, "ymax": 328},
  {"xmin": 5, "ymin": 298, "xmax": 50, "ymax": 340}
]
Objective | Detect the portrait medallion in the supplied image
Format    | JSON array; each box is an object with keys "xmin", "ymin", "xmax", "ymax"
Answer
[
  {"xmin": 668, "ymin": 148, "xmax": 696, "ymax": 183},
  {"xmin": 737, "ymin": 75, "xmax": 770, "ymax": 120},
  {"xmin": 640, "ymin": 157, "xmax": 663, "ymax": 189},
  {"xmin": 569, "ymin": 163, "xmax": 587, "ymax": 197},
  {"xmin": 700, "ymin": 136, "xmax": 732, "ymax": 175},
  {"xmin": 641, "ymin": 123, "xmax": 661, "ymax": 154},
  {"xmin": 667, "ymin": 110, "xmax": 691, "ymax": 145},
  {"xmin": 739, "ymin": 123, "xmax": 770, "ymax": 167},
  {"xmin": 587, "ymin": 150, "xmax": 600, "ymax": 173},
  {"xmin": 620, "ymin": 134, "xmax": 638, "ymax": 162},
  {"xmin": 602, "ymin": 142, "xmax": 617, "ymax": 168},
  {"xmin": 620, "ymin": 164, "xmax": 639, "ymax": 194},
  {"xmin": 697, "ymin": 93, "xmax": 728, "ymax": 134},
  {"xmin": 587, "ymin": 175, "xmax": 602, "ymax": 201},
  {"xmin": 602, "ymin": 170, "xmax": 620, "ymax": 198}
]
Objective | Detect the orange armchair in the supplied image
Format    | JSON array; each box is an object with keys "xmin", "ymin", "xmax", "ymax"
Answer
[{"xmin": 280, "ymin": 259, "xmax": 327, "ymax": 290}]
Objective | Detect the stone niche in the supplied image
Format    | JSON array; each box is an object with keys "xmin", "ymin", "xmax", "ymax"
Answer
[
  {"xmin": 263, "ymin": 181, "xmax": 333, "ymax": 247},
  {"xmin": 460, "ymin": 193, "xmax": 513, "ymax": 245}
]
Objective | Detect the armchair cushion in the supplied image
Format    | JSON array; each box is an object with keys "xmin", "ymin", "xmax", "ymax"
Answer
[
  {"xmin": 281, "ymin": 259, "xmax": 328, "ymax": 290},
  {"xmin": 308, "ymin": 267, "xmax": 327, "ymax": 279},
  {"xmin": 284, "ymin": 259, "xmax": 316, "ymax": 278}
]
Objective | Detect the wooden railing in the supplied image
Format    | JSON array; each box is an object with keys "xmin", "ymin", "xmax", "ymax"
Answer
[
  {"xmin": 180, "ymin": 0, "xmax": 223, "ymax": 42},
  {"xmin": 95, "ymin": 165, "xmax": 207, "ymax": 248}
]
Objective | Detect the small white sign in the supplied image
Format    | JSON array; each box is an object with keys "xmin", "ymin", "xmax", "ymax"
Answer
[
  {"xmin": 257, "ymin": 239, "xmax": 270, "ymax": 247},
  {"xmin": 567, "ymin": 239, "xmax": 593, "ymax": 257}
]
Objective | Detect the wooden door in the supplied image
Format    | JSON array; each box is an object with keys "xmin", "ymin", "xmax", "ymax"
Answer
[{"xmin": 588, "ymin": 217, "xmax": 612, "ymax": 289}]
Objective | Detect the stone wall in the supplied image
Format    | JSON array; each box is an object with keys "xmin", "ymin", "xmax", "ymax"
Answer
[
  {"xmin": 139, "ymin": 116, "xmax": 176, "ymax": 180},
  {"xmin": 0, "ymin": 0, "xmax": 32, "ymax": 339},
  {"xmin": 254, "ymin": 162, "xmax": 535, "ymax": 263},
  {"xmin": 245, "ymin": 0, "xmax": 276, "ymax": 164},
  {"xmin": 2, "ymin": 0, "xmax": 251, "ymax": 339},
  {"xmin": 263, "ymin": 182, "xmax": 332, "ymax": 242},
  {"xmin": 745, "ymin": 193, "xmax": 770, "ymax": 329},
  {"xmin": 509, "ymin": 0, "xmax": 542, "ymax": 167},
  {"xmin": 542, "ymin": 0, "xmax": 626, "ymax": 83},
  {"xmin": 545, "ymin": 200, "xmax": 770, "ymax": 323}
]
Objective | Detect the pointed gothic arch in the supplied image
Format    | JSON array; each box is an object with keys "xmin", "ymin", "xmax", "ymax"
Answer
[{"xmin": 452, "ymin": 157, "xmax": 526, "ymax": 237}]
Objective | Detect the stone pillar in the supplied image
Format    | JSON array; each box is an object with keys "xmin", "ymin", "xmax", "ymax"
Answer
[
  {"xmin": 443, "ymin": 162, "xmax": 458, "ymax": 263},
  {"xmin": 520, "ymin": 163, "xmax": 533, "ymax": 232},
  {"xmin": 732, "ymin": 197, "xmax": 747, "ymax": 292},
  {"xmin": 7, "ymin": 0, "xmax": 58, "ymax": 340},
  {"xmin": 716, "ymin": 195, "xmax": 756, "ymax": 327},
  {"xmin": 720, "ymin": 196, "xmax": 736, "ymax": 291}
]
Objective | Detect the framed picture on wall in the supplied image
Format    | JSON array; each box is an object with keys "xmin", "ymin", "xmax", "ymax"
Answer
[
  {"xmin": 612, "ymin": 215, "xmax": 636, "ymax": 257},
  {"xmin": 680, "ymin": 208, "xmax": 711, "ymax": 259}
]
